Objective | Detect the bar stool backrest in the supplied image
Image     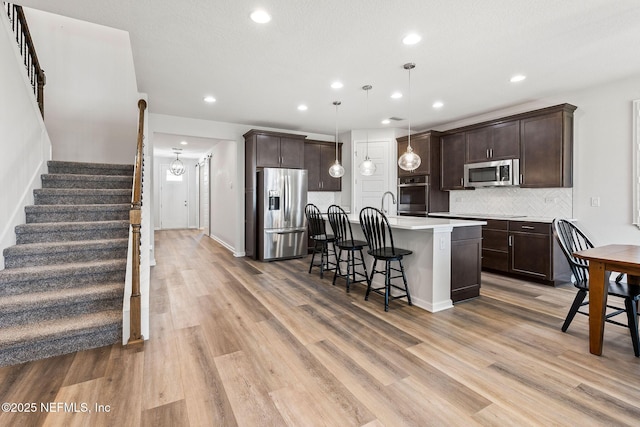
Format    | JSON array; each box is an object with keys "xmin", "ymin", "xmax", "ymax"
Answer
[
  {"xmin": 359, "ymin": 207, "xmax": 397, "ymax": 255},
  {"xmin": 327, "ymin": 204, "xmax": 354, "ymax": 244},
  {"xmin": 305, "ymin": 203, "xmax": 326, "ymax": 239}
]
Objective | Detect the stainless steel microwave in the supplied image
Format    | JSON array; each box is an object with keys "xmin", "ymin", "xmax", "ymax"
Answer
[{"xmin": 463, "ymin": 159, "xmax": 520, "ymax": 188}]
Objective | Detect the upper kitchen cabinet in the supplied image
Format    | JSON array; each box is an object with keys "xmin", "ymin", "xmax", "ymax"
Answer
[
  {"xmin": 305, "ymin": 140, "xmax": 342, "ymax": 191},
  {"xmin": 466, "ymin": 120, "xmax": 520, "ymax": 163},
  {"xmin": 440, "ymin": 132, "xmax": 466, "ymax": 190},
  {"xmin": 519, "ymin": 104, "xmax": 576, "ymax": 188},
  {"xmin": 245, "ymin": 129, "xmax": 306, "ymax": 169},
  {"xmin": 397, "ymin": 131, "xmax": 439, "ymax": 177}
]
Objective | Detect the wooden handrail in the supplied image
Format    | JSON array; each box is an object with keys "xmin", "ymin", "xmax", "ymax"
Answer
[
  {"xmin": 5, "ymin": 3, "xmax": 46, "ymax": 117},
  {"xmin": 127, "ymin": 99, "xmax": 146, "ymax": 347}
]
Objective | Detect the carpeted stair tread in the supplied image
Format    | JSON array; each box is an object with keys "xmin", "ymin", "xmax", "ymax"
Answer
[
  {"xmin": 0, "ymin": 259, "xmax": 127, "ymax": 283},
  {"xmin": 47, "ymin": 160, "xmax": 134, "ymax": 176},
  {"xmin": 16, "ymin": 220, "xmax": 129, "ymax": 234},
  {"xmin": 42, "ymin": 173, "xmax": 133, "ymax": 189},
  {"xmin": 0, "ymin": 282, "xmax": 123, "ymax": 315},
  {"xmin": 3, "ymin": 238, "xmax": 129, "ymax": 268},
  {"xmin": 25, "ymin": 204, "xmax": 130, "ymax": 223},
  {"xmin": 34, "ymin": 188, "xmax": 132, "ymax": 205},
  {"xmin": 34, "ymin": 188, "xmax": 132, "ymax": 196},
  {"xmin": 0, "ymin": 309, "xmax": 121, "ymax": 348},
  {"xmin": 4, "ymin": 238, "xmax": 129, "ymax": 257}
]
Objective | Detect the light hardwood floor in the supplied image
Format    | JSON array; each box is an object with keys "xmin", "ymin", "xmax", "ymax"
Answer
[{"xmin": 1, "ymin": 229, "xmax": 640, "ymax": 426}]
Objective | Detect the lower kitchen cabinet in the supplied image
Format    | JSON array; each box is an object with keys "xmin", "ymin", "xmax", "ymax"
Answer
[{"xmin": 450, "ymin": 226, "xmax": 482, "ymax": 302}]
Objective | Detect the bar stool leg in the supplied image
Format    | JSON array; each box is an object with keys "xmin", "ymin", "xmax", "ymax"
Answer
[
  {"xmin": 332, "ymin": 247, "xmax": 343, "ymax": 286},
  {"xmin": 399, "ymin": 258, "xmax": 412, "ymax": 306},
  {"xmin": 384, "ymin": 261, "xmax": 391, "ymax": 312},
  {"xmin": 308, "ymin": 241, "xmax": 318, "ymax": 274},
  {"xmin": 365, "ymin": 259, "xmax": 377, "ymax": 301}
]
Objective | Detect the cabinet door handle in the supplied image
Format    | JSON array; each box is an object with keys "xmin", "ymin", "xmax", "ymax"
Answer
[
  {"xmin": 519, "ymin": 174, "xmax": 523, "ymax": 184},
  {"xmin": 460, "ymin": 177, "xmax": 463, "ymax": 186},
  {"xmin": 486, "ymin": 148, "xmax": 489, "ymax": 158},
  {"xmin": 508, "ymin": 235, "xmax": 513, "ymax": 246},
  {"xmin": 521, "ymin": 225, "xmax": 535, "ymax": 230},
  {"xmin": 490, "ymin": 148, "xmax": 493, "ymax": 158}
]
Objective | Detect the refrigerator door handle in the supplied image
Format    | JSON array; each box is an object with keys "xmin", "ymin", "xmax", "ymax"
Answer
[
  {"xmin": 265, "ymin": 227, "xmax": 306, "ymax": 234},
  {"xmin": 284, "ymin": 174, "xmax": 291, "ymax": 222}
]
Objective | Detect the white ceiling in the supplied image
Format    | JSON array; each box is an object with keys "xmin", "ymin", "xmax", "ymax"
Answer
[{"xmin": 16, "ymin": 0, "xmax": 640, "ymax": 147}]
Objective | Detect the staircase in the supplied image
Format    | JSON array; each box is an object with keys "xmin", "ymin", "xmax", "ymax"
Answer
[{"xmin": 0, "ymin": 161, "xmax": 133, "ymax": 366}]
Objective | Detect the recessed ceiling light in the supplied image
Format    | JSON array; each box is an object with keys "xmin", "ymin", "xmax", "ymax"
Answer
[
  {"xmin": 203, "ymin": 95, "xmax": 216, "ymax": 103},
  {"xmin": 331, "ymin": 81, "xmax": 344, "ymax": 89},
  {"xmin": 381, "ymin": 119, "xmax": 391, "ymax": 125},
  {"xmin": 402, "ymin": 33, "xmax": 421, "ymax": 45},
  {"xmin": 250, "ymin": 10, "xmax": 271, "ymax": 24},
  {"xmin": 510, "ymin": 74, "xmax": 526, "ymax": 83},
  {"xmin": 180, "ymin": 141, "xmax": 188, "ymax": 145},
  {"xmin": 432, "ymin": 101, "xmax": 444, "ymax": 109},
  {"xmin": 297, "ymin": 104, "xmax": 308, "ymax": 111},
  {"xmin": 391, "ymin": 91, "xmax": 403, "ymax": 99}
]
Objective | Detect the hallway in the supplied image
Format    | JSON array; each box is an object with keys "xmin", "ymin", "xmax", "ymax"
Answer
[{"xmin": 1, "ymin": 229, "xmax": 640, "ymax": 426}]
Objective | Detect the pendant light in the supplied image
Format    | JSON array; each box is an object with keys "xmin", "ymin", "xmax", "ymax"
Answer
[
  {"xmin": 359, "ymin": 85, "xmax": 377, "ymax": 176},
  {"xmin": 328, "ymin": 101, "xmax": 345, "ymax": 178},
  {"xmin": 170, "ymin": 149, "xmax": 186, "ymax": 176},
  {"xmin": 397, "ymin": 62, "xmax": 421, "ymax": 172}
]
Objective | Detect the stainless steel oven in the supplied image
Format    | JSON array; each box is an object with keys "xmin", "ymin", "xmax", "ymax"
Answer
[{"xmin": 397, "ymin": 175, "xmax": 429, "ymax": 216}]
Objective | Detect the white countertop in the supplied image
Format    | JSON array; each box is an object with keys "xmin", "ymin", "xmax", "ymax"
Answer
[
  {"xmin": 428, "ymin": 212, "xmax": 559, "ymax": 224},
  {"xmin": 345, "ymin": 214, "xmax": 485, "ymax": 230}
]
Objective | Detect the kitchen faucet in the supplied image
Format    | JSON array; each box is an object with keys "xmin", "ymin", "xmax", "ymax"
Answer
[{"xmin": 380, "ymin": 191, "xmax": 396, "ymax": 214}]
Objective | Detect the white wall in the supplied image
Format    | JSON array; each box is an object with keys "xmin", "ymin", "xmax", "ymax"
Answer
[
  {"xmin": 23, "ymin": 8, "xmax": 139, "ymax": 164},
  {"xmin": 434, "ymin": 74, "xmax": 640, "ymax": 246},
  {"xmin": 0, "ymin": 9, "xmax": 51, "ymax": 269}
]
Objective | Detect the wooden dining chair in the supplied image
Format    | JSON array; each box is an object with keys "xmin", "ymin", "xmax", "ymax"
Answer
[{"xmin": 552, "ymin": 218, "xmax": 640, "ymax": 356}]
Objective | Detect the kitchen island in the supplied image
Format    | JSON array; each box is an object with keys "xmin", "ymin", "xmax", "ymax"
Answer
[{"xmin": 342, "ymin": 214, "xmax": 486, "ymax": 312}]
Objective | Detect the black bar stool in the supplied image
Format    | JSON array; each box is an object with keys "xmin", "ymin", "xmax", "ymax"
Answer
[
  {"xmin": 359, "ymin": 207, "xmax": 412, "ymax": 311},
  {"xmin": 327, "ymin": 205, "xmax": 369, "ymax": 292},
  {"xmin": 305, "ymin": 203, "xmax": 336, "ymax": 278}
]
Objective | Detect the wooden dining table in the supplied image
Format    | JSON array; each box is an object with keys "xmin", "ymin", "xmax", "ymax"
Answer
[{"xmin": 573, "ymin": 244, "xmax": 640, "ymax": 355}]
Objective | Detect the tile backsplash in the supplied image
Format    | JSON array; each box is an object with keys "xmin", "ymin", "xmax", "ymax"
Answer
[
  {"xmin": 307, "ymin": 192, "xmax": 338, "ymax": 212},
  {"xmin": 448, "ymin": 187, "xmax": 573, "ymax": 218}
]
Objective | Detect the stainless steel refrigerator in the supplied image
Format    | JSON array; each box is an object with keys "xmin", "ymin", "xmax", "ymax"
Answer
[{"xmin": 257, "ymin": 168, "xmax": 307, "ymax": 261}]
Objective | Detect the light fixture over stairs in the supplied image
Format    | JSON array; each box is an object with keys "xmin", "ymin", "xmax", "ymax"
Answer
[{"xmin": 0, "ymin": 160, "xmax": 134, "ymax": 366}]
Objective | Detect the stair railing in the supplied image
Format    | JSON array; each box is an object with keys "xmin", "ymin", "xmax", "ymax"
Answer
[
  {"xmin": 128, "ymin": 99, "xmax": 146, "ymax": 347},
  {"xmin": 4, "ymin": 3, "xmax": 46, "ymax": 117}
]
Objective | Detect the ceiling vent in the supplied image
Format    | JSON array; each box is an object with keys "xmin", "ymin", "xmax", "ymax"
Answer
[{"xmin": 388, "ymin": 116, "xmax": 405, "ymax": 121}]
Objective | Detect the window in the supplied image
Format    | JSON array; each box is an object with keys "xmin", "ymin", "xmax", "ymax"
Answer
[
  {"xmin": 634, "ymin": 100, "xmax": 640, "ymax": 228},
  {"xmin": 166, "ymin": 170, "xmax": 183, "ymax": 182}
]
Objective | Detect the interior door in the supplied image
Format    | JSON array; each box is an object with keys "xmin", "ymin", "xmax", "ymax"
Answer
[
  {"xmin": 160, "ymin": 164, "xmax": 189, "ymax": 229},
  {"xmin": 353, "ymin": 140, "xmax": 392, "ymax": 214}
]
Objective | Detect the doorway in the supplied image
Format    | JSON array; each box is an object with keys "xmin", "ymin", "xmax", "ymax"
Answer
[
  {"xmin": 160, "ymin": 164, "xmax": 189, "ymax": 229},
  {"xmin": 353, "ymin": 140, "xmax": 394, "ymax": 214}
]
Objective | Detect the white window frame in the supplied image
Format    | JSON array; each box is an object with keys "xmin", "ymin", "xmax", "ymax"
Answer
[{"xmin": 634, "ymin": 100, "xmax": 640, "ymax": 228}]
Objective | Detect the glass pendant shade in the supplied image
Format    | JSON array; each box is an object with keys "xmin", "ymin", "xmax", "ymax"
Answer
[
  {"xmin": 170, "ymin": 153, "xmax": 186, "ymax": 176},
  {"xmin": 359, "ymin": 157, "xmax": 376, "ymax": 176},
  {"xmin": 397, "ymin": 145, "xmax": 421, "ymax": 172},
  {"xmin": 398, "ymin": 62, "xmax": 422, "ymax": 172},
  {"xmin": 329, "ymin": 160, "xmax": 345, "ymax": 178},
  {"xmin": 329, "ymin": 101, "xmax": 344, "ymax": 178},
  {"xmin": 359, "ymin": 84, "xmax": 377, "ymax": 177}
]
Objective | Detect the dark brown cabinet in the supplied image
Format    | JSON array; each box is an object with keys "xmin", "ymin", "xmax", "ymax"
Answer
[
  {"xmin": 396, "ymin": 131, "xmax": 449, "ymax": 213},
  {"xmin": 508, "ymin": 221, "xmax": 552, "ymax": 279},
  {"xmin": 440, "ymin": 133, "xmax": 466, "ymax": 190},
  {"xmin": 481, "ymin": 219, "xmax": 509, "ymax": 272},
  {"xmin": 244, "ymin": 129, "xmax": 307, "ymax": 258},
  {"xmin": 439, "ymin": 104, "xmax": 576, "ymax": 190},
  {"xmin": 252, "ymin": 131, "xmax": 305, "ymax": 169},
  {"xmin": 466, "ymin": 120, "xmax": 520, "ymax": 163},
  {"xmin": 397, "ymin": 132, "xmax": 434, "ymax": 177},
  {"xmin": 305, "ymin": 140, "xmax": 341, "ymax": 192},
  {"xmin": 450, "ymin": 226, "xmax": 482, "ymax": 302},
  {"xmin": 520, "ymin": 105, "xmax": 576, "ymax": 188}
]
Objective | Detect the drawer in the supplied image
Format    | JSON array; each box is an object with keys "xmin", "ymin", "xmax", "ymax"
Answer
[
  {"xmin": 484, "ymin": 219, "xmax": 508, "ymax": 230},
  {"xmin": 483, "ymin": 229, "xmax": 508, "ymax": 251},
  {"xmin": 482, "ymin": 249, "xmax": 509, "ymax": 272},
  {"xmin": 509, "ymin": 221, "xmax": 550, "ymax": 235}
]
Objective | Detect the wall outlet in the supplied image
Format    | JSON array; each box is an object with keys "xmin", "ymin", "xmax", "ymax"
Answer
[
  {"xmin": 545, "ymin": 197, "xmax": 557, "ymax": 204},
  {"xmin": 455, "ymin": 197, "xmax": 464, "ymax": 202},
  {"xmin": 590, "ymin": 196, "xmax": 600, "ymax": 207}
]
